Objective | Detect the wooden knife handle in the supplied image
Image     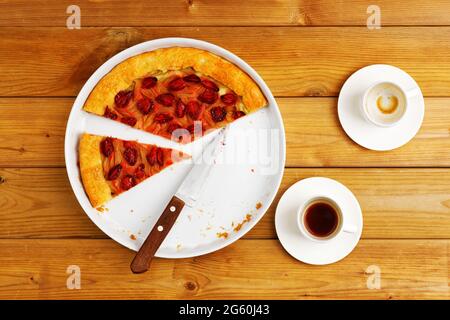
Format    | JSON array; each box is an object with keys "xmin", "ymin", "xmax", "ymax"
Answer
[{"xmin": 130, "ymin": 196, "xmax": 185, "ymax": 274}]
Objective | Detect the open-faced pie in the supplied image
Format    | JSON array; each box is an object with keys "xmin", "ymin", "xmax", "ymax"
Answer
[
  {"xmin": 82, "ymin": 47, "xmax": 267, "ymax": 143},
  {"xmin": 79, "ymin": 47, "xmax": 267, "ymax": 207}
]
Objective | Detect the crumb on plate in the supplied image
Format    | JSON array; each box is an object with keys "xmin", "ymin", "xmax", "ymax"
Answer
[
  {"xmin": 217, "ymin": 232, "xmax": 229, "ymax": 239},
  {"xmin": 96, "ymin": 206, "xmax": 108, "ymax": 213},
  {"xmin": 233, "ymin": 214, "xmax": 252, "ymax": 232}
]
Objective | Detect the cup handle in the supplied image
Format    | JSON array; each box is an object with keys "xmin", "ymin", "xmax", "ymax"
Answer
[
  {"xmin": 343, "ymin": 224, "xmax": 358, "ymax": 234},
  {"xmin": 405, "ymin": 87, "xmax": 421, "ymax": 100}
]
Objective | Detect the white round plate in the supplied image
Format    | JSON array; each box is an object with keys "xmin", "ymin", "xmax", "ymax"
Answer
[
  {"xmin": 275, "ymin": 177, "xmax": 363, "ymax": 265},
  {"xmin": 65, "ymin": 38, "xmax": 286, "ymax": 258},
  {"xmin": 338, "ymin": 64, "xmax": 425, "ymax": 151}
]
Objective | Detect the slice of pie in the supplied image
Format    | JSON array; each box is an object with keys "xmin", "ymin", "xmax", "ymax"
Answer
[
  {"xmin": 79, "ymin": 133, "xmax": 189, "ymax": 207},
  {"xmin": 82, "ymin": 47, "xmax": 267, "ymax": 143}
]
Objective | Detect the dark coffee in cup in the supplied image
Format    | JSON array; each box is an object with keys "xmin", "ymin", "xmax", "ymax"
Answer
[
  {"xmin": 297, "ymin": 196, "xmax": 357, "ymax": 242},
  {"xmin": 303, "ymin": 200, "xmax": 340, "ymax": 238}
]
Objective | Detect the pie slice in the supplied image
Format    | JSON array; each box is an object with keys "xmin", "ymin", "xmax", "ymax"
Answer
[
  {"xmin": 82, "ymin": 47, "xmax": 267, "ymax": 143},
  {"xmin": 79, "ymin": 133, "xmax": 189, "ymax": 207}
]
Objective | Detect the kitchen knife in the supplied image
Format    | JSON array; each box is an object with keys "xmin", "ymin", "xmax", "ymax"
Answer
[{"xmin": 130, "ymin": 128, "xmax": 227, "ymax": 273}]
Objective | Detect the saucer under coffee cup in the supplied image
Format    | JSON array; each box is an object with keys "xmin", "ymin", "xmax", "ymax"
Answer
[
  {"xmin": 275, "ymin": 177, "xmax": 363, "ymax": 265},
  {"xmin": 338, "ymin": 64, "xmax": 425, "ymax": 151}
]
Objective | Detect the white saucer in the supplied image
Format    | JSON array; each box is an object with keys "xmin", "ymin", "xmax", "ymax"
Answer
[
  {"xmin": 275, "ymin": 177, "xmax": 363, "ymax": 265},
  {"xmin": 338, "ymin": 64, "xmax": 425, "ymax": 151}
]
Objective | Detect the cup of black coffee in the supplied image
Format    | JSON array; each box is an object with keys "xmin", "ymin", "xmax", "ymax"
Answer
[{"xmin": 297, "ymin": 196, "xmax": 356, "ymax": 242}]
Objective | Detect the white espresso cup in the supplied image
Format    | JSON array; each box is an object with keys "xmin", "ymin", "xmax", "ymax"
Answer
[
  {"xmin": 297, "ymin": 196, "xmax": 357, "ymax": 243},
  {"xmin": 361, "ymin": 82, "xmax": 419, "ymax": 127}
]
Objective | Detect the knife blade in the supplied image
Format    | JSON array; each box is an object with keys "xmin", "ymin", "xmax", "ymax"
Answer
[
  {"xmin": 175, "ymin": 128, "xmax": 227, "ymax": 208},
  {"xmin": 130, "ymin": 128, "xmax": 227, "ymax": 273}
]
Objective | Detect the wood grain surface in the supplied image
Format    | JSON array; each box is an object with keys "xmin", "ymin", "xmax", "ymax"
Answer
[
  {"xmin": 0, "ymin": 239, "xmax": 448, "ymax": 299},
  {"xmin": 2, "ymin": 0, "xmax": 450, "ymax": 26},
  {"xmin": 0, "ymin": 1, "xmax": 449, "ymax": 300},
  {"xmin": 2, "ymin": 27, "xmax": 450, "ymax": 97}
]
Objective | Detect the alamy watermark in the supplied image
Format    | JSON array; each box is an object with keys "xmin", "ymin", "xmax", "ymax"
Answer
[
  {"xmin": 66, "ymin": 5, "xmax": 81, "ymax": 29},
  {"xmin": 365, "ymin": 265, "xmax": 381, "ymax": 289},
  {"xmin": 66, "ymin": 265, "xmax": 81, "ymax": 289},
  {"xmin": 170, "ymin": 125, "xmax": 283, "ymax": 176},
  {"xmin": 367, "ymin": 5, "xmax": 381, "ymax": 30}
]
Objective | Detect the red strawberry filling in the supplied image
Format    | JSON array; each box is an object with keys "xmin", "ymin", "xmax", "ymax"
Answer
[
  {"xmin": 107, "ymin": 164, "xmax": 122, "ymax": 180},
  {"xmin": 120, "ymin": 175, "xmax": 136, "ymax": 191},
  {"xmin": 154, "ymin": 113, "xmax": 173, "ymax": 124},
  {"xmin": 156, "ymin": 93, "xmax": 175, "ymax": 106},
  {"xmin": 146, "ymin": 147, "xmax": 157, "ymax": 166},
  {"xmin": 136, "ymin": 97, "xmax": 153, "ymax": 115},
  {"xmin": 221, "ymin": 93, "xmax": 237, "ymax": 105},
  {"xmin": 198, "ymin": 89, "xmax": 218, "ymax": 104},
  {"xmin": 123, "ymin": 147, "xmax": 137, "ymax": 166},
  {"xmin": 175, "ymin": 100, "xmax": 186, "ymax": 118},
  {"xmin": 233, "ymin": 110, "xmax": 246, "ymax": 119},
  {"xmin": 201, "ymin": 79, "xmax": 219, "ymax": 91},
  {"xmin": 104, "ymin": 107, "xmax": 118, "ymax": 120},
  {"xmin": 168, "ymin": 77, "xmax": 186, "ymax": 91},
  {"xmin": 135, "ymin": 164, "xmax": 146, "ymax": 179},
  {"xmin": 167, "ymin": 122, "xmax": 182, "ymax": 134},
  {"xmin": 100, "ymin": 137, "xmax": 180, "ymax": 195},
  {"xmin": 103, "ymin": 70, "xmax": 246, "ymax": 142},
  {"xmin": 114, "ymin": 90, "xmax": 133, "ymax": 108},
  {"xmin": 187, "ymin": 101, "xmax": 204, "ymax": 120},
  {"xmin": 210, "ymin": 106, "xmax": 227, "ymax": 122},
  {"xmin": 183, "ymin": 74, "xmax": 201, "ymax": 83},
  {"xmin": 121, "ymin": 116, "xmax": 137, "ymax": 127},
  {"xmin": 101, "ymin": 137, "xmax": 114, "ymax": 157},
  {"xmin": 142, "ymin": 76, "xmax": 158, "ymax": 89}
]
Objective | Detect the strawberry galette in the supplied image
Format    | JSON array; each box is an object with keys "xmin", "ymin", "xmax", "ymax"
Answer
[
  {"xmin": 79, "ymin": 47, "xmax": 267, "ymax": 207},
  {"xmin": 82, "ymin": 47, "xmax": 267, "ymax": 142}
]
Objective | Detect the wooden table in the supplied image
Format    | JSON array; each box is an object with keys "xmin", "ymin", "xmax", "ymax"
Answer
[{"xmin": 1, "ymin": 0, "xmax": 449, "ymax": 300}]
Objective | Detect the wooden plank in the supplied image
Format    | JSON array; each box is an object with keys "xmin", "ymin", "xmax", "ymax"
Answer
[
  {"xmin": 1, "ymin": 97, "xmax": 449, "ymax": 167},
  {"xmin": 0, "ymin": 239, "xmax": 447, "ymax": 299},
  {"xmin": 2, "ymin": 27, "xmax": 450, "ymax": 97},
  {"xmin": 0, "ymin": 98, "xmax": 68, "ymax": 167},
  {"xmin": 1, "ymin": 167, "xmax": 450, "ymax": 239},
  {"xmin": 282, "ymin": 97, "xmax": 450, "ymax": 167},
  {"xmin": 2, "ymin": 1, "xmax": 450, "ymax": 26},
  {"xmin": 0, "ymin": 167, "xmax": 97, "ymax": 239}
]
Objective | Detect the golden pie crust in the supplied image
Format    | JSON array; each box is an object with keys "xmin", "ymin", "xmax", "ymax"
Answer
[
  {"xmin": 83, "ymin": 47, "xmax": 267, "ymax": 116},
  {"xmin": 79, "ymin": 133, "xmax": 112, "ymax": 207}
]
